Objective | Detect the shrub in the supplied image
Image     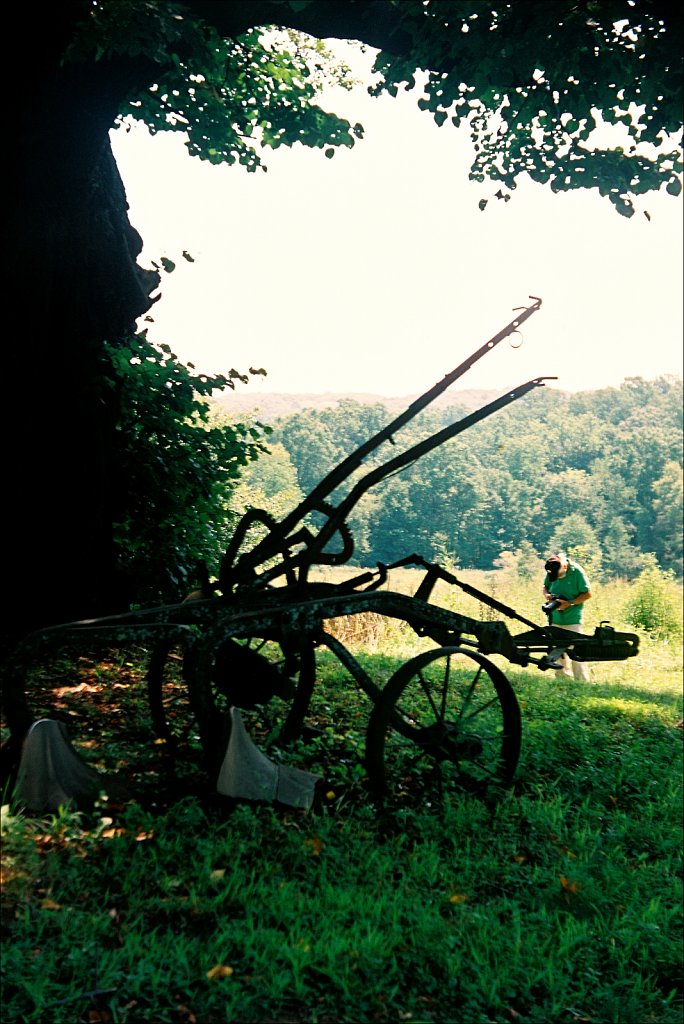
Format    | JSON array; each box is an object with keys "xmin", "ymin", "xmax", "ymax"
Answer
[{"xmin": 624, "ymin": 558, "xmax": 683, "ymax": 639}]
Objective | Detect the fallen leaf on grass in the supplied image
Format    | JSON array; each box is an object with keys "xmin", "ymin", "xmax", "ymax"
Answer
[
  {"xmin": 40, "ymin": 898, "xmax": 61, "ymax": 911},
  {"xmin": 176, "ymin": 1004, "xmax": 198, "ymax": 1023},
  {"xmin": 33, "ymin": 833, "xmax": 55, "ymax": 848},
  {"xmin": 206, "ymin": 963, "xmax": 234, "ymax": 980},
  {"xmin": 102, "ymin": 828, "xmax": 126, "ymax": 839},
  {"xmin": 448, "ymin": 892, "xmax": 468, "ymax": 904},
  {"xmin": 87, "ymin": 1009, "xmax": 112, "ymax": 1023},
  {"xmin": 303, "ymin": 835, "xmax": 323, "ymax": 856},
  {"xmin": 560, "ymin": 875, "xmax": 582, "ymax": 895}
]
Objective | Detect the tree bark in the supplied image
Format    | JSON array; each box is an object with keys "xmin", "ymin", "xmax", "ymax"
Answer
[{"xmin": 4, "ymin": 11, "xmax": 159, "ymax": 651}]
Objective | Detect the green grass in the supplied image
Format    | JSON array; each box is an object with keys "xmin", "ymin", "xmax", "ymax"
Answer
[{"xmin": 1, "ymin": 582, "xmax": 682, "ymax": 1024}]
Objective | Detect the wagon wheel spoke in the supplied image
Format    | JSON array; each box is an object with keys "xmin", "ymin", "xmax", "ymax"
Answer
[
  {"xmin": 365, "ymin": 646, "xmax": 521, "ymax": 805},
  {"xmin": 416, "ymin": 669, "xmax": 443, "ymax": 721}
]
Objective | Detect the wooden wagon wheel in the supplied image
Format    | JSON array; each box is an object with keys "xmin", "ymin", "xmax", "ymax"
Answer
[{"xmin": 365, "ymin": 646, "xmax": 521, "ymax": 802}]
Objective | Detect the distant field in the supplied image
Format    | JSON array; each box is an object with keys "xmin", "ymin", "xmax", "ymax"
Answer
[{"xmin": 213, "ymin": 387, "xmax": 503, "ymax": 421}]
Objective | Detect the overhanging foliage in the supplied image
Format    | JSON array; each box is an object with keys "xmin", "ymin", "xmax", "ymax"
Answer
[{"xmin": 71, "ymin": 0, "xmax": 684, "ymax": 212}]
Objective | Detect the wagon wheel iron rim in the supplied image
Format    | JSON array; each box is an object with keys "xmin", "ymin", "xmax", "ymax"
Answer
[
  {"xmin": 146, "ymin": 636, "xmax": 199, "ymax": 750},
  {"xmin": 365, "ymin": 646, "xmax": 521, "ymax": 804}
]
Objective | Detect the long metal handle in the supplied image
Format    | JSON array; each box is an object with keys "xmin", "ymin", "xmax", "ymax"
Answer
[
  {"xmin": 282, "ymin": 296, "xmax": 543, "ymax": 522},
  {"xmin": 301, "ymin": 375, "xmax": 555, "ymax": 570},
  {"xmin": 221, "ymin": 297, "xmax": 544, "ymax": 588}
]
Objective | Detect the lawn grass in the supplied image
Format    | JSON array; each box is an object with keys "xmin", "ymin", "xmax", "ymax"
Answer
[{"xmin": 1, "ymin": 599, "xmax": 682, "ymax": 1023}]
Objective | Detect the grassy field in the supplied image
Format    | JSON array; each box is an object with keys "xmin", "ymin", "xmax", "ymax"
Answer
[{"xmin": 1, "ymin": 571, "xmax": 682, "ymax": 1024}]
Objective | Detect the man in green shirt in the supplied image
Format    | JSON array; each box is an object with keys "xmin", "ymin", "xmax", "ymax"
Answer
[{"xmin": 543, "ymin": 551, "xmax": 592, "ymax": 681}]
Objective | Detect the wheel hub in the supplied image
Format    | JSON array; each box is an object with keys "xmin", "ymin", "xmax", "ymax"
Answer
[{"xmin": 415, "ymin": 722, "xmax": 483, "ymax": 761}]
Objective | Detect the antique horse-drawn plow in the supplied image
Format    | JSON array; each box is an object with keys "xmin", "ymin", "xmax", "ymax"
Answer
[{"xmin": 5, "ymin": 298, "xmax": 639, "ymax": 802}]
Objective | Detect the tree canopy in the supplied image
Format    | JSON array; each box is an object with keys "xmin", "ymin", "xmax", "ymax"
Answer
[
  {"xmin": 74, "ymin": 0, "xmax": 682, "ymax": 211},
  {"xmin": 3, "ymin": 0, "xmax": 682, "ymax": 652}
]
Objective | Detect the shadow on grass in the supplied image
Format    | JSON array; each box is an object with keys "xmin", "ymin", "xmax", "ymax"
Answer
[{"xmin": 3, "ymin": 642, "xmax": 681, "ymax": 821}]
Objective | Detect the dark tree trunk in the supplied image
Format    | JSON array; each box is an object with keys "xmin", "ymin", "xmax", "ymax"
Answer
[
  {"xmin": 7, "ymin": 136, "xmax": 154, "ymax": 634},
  {"xmin": 4, "ymin": 7, "xmax": 159, "ymax": 656}
]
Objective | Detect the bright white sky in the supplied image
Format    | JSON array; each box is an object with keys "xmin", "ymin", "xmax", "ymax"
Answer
[{"xmin": 111, "ymin": 44, "xmax": 683, "ymax": 399}]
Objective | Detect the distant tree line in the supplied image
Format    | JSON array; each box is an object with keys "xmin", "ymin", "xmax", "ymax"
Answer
[
  {"xmin": 237, "ymin": 377, "xmax": 683, "ymax": 581},
  {"xmin": 101, "ymin": 346, "xmax": 682, "ymax": 607}
]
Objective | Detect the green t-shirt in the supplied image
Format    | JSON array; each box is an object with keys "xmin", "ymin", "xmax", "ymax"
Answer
[{"xmin": 544, "ymin": 561, "xmax": 591, "ymax": 626}]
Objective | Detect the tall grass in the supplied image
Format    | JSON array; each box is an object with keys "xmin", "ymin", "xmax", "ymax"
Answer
[{"xmin": 315, "ymin": 563, "xmax": 682, "ymax": 654}]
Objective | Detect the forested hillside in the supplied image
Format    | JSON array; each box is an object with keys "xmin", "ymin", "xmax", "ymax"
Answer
[{"xmin": 232, "ymin": 377, "xmax": 683, "ymax": 579}]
